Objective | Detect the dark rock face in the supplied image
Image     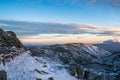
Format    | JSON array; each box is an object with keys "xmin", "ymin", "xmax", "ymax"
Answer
[
  {"xmin": 70, "ymin": 65, "xmax": 84, "ymax": 79},
  {"xmin": 35, "ymin": 78, "xmax": 42, "ymax": 80},
  {"xmin": 48, "ymin": 77, "xmax": 54, "ymax": 80},
  {"xmin": 0, "ymin": 70, "xmax": 7, "ymax": 80},
  {"xmin": 0, "ymin": 28, "xmax": 24, "ymax": 49}
]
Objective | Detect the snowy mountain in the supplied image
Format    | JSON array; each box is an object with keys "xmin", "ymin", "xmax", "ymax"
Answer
[
  {"xmin": 31, "ymin": 43, "xmax": 112, "ymax": 64},
  {"xmin": 0, "ymin": 51, "xmax": 77, "ymax": 80}
]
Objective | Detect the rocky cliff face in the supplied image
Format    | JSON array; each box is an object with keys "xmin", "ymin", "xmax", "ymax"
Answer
[{"xmin": 0, "ymin": 28, "xmax": 24, "ymax": 53}]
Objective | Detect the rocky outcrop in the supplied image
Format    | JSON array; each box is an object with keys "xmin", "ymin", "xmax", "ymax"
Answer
[
  {"xmin": 0, "ymin": 28, "xmax": 24, "ymax": 53},
  {"xmin": 0, "ymin": 70, "xmax": 7, "ymax": 80}
]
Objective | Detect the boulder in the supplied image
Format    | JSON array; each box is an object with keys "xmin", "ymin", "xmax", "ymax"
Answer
[{"xmin": 0, "ymin": 70, "xmax": 7, "ymax": 80}]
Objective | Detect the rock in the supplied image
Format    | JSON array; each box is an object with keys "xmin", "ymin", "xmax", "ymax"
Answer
[
  {"xmin": 48, "ymin": 77, "xmax": 54, "ymax": 80},
  {"xmin": 114, "ymin": 75, "xmax": 120, "ymax": 80},
  {"xmin": 43, "ymin": 62, "xmax": 47, "ymax": 68},
  {"xmin": 0, "ymin": 70, "xmax": 7, "ymax": 80},
  {"xmin": 76, "ymin": 65, "xmax": 84, "ymax": 79},
  {"xmin": 0, "ymin": 28, "xmax": 24, "ymax": 49},
  {"xmin": 35, "ymin": 69, "xmax": 49, "ymax": 74},
  {"xmin": 36, "ymin": 78, "xmax": 42, "ymax": 80},
  {"xmin": 84, "ymin": 71, "xmax": 89, "ymax": 80},
  {"xmin": 70, "ymin": 65, "xmax": 84, "ymax": 79}
]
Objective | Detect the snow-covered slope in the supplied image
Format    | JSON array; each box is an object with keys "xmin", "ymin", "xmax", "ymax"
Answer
[
  {"xmin": 69, "ymin": 43, "xmax": 111, "ymax": 58},
  {"xmin": 0, "ymin": 51, "xmax": 77, "ymax": 80}
]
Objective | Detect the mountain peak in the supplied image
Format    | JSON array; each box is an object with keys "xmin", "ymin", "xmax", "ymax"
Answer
[{"xmin": 0, "ymin": 28, "xmax": 24, "ymax": 53}]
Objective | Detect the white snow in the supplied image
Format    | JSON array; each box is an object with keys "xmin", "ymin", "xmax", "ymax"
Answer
[
  {"xmin": 0, "ymin": 51, "xmax": 77, "ymax": 80},
  {"xmin": 64, "ymin": 43, "xmax": 112, "ymax": 58}
]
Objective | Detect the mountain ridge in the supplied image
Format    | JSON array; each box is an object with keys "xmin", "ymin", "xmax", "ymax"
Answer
[
  {"xmin": 0, "ymin": 27, "xmax": 24, "ymax": 54},
  {"xmin": 31, "ymin": 43, "xmax": 112, "ymax": 64}
]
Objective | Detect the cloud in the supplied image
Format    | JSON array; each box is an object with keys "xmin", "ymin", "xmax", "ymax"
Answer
[
  {"xmin": 89, "ymin": 0, "xmax": 120, "ymax": 7},
  {"xmin": 76, "ymin": 24, "xmax": 120, "ymax": 36},
  {"xmin": 0, "ymin": 20, "xmax": 120, "ymax": 38}
]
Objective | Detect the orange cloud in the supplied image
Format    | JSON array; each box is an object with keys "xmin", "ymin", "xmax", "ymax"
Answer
[{"xmin": 20, "ymin": 36, "xmax": 113, "ymax": 44}]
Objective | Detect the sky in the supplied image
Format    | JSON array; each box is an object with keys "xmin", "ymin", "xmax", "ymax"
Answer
[{"xmin": 0, "ymin": 0, "xmax": 120, "ymax": 45}]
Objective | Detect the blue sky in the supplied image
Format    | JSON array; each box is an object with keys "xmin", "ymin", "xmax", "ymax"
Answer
[
  {"xmin": 0, "ymin": 0, "xmax": 120, "ymax": 27},
  {"xmin": 0, "ymin": 0, "xmax": 120, "ymax": 44}
]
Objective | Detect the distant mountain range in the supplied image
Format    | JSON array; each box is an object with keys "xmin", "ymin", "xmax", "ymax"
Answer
[
  {"xmin": 30, "ymin": 43, "xmax": 112, "ymax": 64},
  {"xmin": 94, "ymin": 43, "xmax": 120, "ymax": 53}
]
